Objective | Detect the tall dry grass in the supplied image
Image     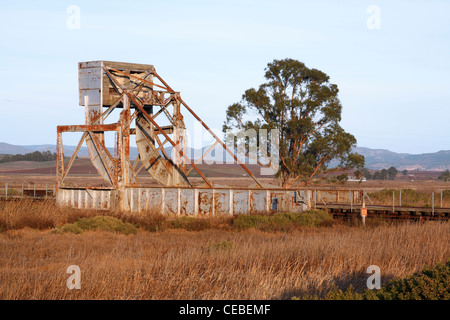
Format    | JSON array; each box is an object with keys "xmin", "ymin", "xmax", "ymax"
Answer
[
  {"xmin": 0, "ymin": 212, "xmax": 448, "ymax": 299},
  {"xmin": 0, "ymin": 199, "xmax": 174, "ymax": 233}
]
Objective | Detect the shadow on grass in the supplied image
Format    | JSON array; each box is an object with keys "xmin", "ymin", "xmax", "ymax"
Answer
[{"xmin": 282, "ymin": 271, "xmax": 396, "ymax": 300}]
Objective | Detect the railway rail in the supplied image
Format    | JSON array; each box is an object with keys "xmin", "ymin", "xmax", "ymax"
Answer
[{"xmin": 318, "ymin": 203, "xmax": 450, "ymax": 221}]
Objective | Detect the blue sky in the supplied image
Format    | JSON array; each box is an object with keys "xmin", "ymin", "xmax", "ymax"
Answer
[{"xmin": 0, "ymin": 0, "xmax": 449, "ymax": 154}]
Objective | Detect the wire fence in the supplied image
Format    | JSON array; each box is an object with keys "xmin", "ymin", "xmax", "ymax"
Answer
[
  {"xmin": 311, "ymin": 189, "xmax": 450, "ymax": 212},
  {"xmin": 0, "ymin": 182, "xmax": 56, "ymax": 200}
]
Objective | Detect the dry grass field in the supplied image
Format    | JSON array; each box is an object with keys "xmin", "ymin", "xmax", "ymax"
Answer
[{"xmin": 0, "ymin": 199, "xmax": 448, "ymax": 300}]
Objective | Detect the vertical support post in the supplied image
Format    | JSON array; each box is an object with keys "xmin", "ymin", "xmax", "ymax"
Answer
[
  {"xmin": 177, "ymin": 188, "xmax": 181, "ymax": 216},
  {"xmin": 393, "ymin": 191, "xmax": 395, "ymax": 213},
  {"xmin": 350, "ymin": 191, "xmax": 352, "ymax": 212},
  {"xmin": 361, "ymin": 195, "xmax": 366, "ymax": 227},
  {"xmin": 399, "ymin": 190, "xmax": 402, "ymax": 207},
  {"xmin": 212, "ymin": 189, "xmax": 216, "ymax": 216},
  {"xmin": 172, "ymin": 93, "xmax": 187, "ymax": 183},
  {"xmin": 161, "ymin": 188, "xmax": 165, "ymax": 214},
  {"xmin": 5, "ymin": 183, "xmax": 8, "ymax": 200},
  {"xmin": 229, "ymin": 189, "xmax": 234, "ymax": 215},
  {"xmin": 266, "ymin": 190, "xmax": 270, "ymax": 213},
  {"xmin": 314, "ymin": 190, "xmax": 317, "ymax": 209},
  {"xmin": 247, "ymin": 189, "xmax": 252, "ymax": 214},
  {"xmin": 432, "ymin": 192, "xmax": 434, "ymax": 216},
  {"xmin": 120, "ymin": 94, "xmax": 131, "ymax": 187},
  {"xmin": 194, "ymin": 188, "xmax": 199, "ymax": 216}
]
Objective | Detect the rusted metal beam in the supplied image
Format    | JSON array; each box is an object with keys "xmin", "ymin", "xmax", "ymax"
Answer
[
  {"xmin": 87, "ymin": 131, "xmax": 115, "ymax": 186},
  {"xmin": 57, "ymin": 124, "xmax": 119, "ymax": 133},
  {"xmin": 103, "ymin": 68, "xmax": 193, "ymax": 186},
  {"xmin": 110, "ymin": 66, "xmax": 259, "ymax": 188},
  {"xmin": 127, "ymin": 93, "xmax": 214, "ymax": 188},
  {"xmin": 152, "ymin": 71, "xmax": 264, "ymax": 188},
  {"xmin": 179, "ymin": 98, "xmax": 263, "ymax": 188},
  {"xmin": 130, "ymin": 126, "xmax": 174, "ymax": 135},
  {"xmin": 135, "ymin": 139, "xmax": 168, "ymax": 175},
  {"xmin": 60, "ymin": 132, "xmax": 88, "ymax": 185},
  {"xmin": 185, "ymin": 140, "xmax": 219, "ymax": 176},
  {"xmin": 107, "ymin": 67, "xmax": 171, "ymax": 92},
  {"xmin": 56, "ymin": 131, "xmax": 65, "ymax": 186},
  {"xmin": 91, "ymin": 93, "xmax": 124, "ymax": 124}
]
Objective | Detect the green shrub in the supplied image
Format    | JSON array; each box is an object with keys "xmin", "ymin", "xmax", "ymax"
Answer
[
  {"xmin": 6, "ymin": 189, "xmax": 19, "ymax": 195},
  {"xmin": 293, "ymin": 210, "xmax": 334, "ymax": 227},
  {"xmin": 233, "ymin": 214, "xmax": 270, "ymax": 230},
  {"xmin": 124, "ymin": 213, "xmax": 168, "ymax": 232},
  {"xmin": 295, "ymin": 259, "xmax": 450, "ymax": 300},
  {"xmin": 54, "ymin": 223, "xmax": 83, "ymax": 234},
  {"xmin": 167, "ymin": 216, "xmax": 212, "ymax": 231},
  {"xmin": 232, "ymin": 210, "xmax": 333, "ymax": 231},
  {"xmin": 53, "ymin": 216, "xmax": 137, "ymax": 235}
]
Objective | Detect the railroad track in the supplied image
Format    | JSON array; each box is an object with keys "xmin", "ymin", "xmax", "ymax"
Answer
[{"xmin": 317, "ymin": 203, "xmax": 450, "ymax": 221}]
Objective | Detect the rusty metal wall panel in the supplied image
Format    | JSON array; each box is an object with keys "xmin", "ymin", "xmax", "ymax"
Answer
[
  {"xmin": 179, "ymin": 189, "xmax": 195, "ymax": 215},
  {"xmin": 250, "ymin": 190, "xmax": 267, "ymax": 214},
  {"xmin": 80, "ymin": 61, "xmax": 102, "ymax": 69},
  {"xmin": 76, "ymin": 189, "xmax": 83, "ymax": 209},
  {"xmin": 165, "ymin": 189, "xmax": 179, "ymax": 215},
  {"xmin": 56, "ymin": 188, "xmax": 110, "ymax": 210},
  {"xmin": 144, "ymin": 188, "xmax": 163, "ymax": 213},
  {"xmin": 57, "ymin": 187, "xmax": 321, "ymax": 215},
  {"xmin": 79, "ymin": 61, "xmax": 102, "ymax": 106},
  {"xmin": 198, "ymin": 189, "xmax": 214, "ymax": 215},
  {"xmin": 93, "ymin": 190, "xmax": 101, "ymax": 209},
  {"xmin": 73, "ymin": 189, "xmax": 80, "ymax": 209},
  {"xmin": 121, "ymin": 188, "xmax": 130, "ymax": 211},
  {"xmin": 129, "ymin": 188, "xmax": 139, "ymax": 213},
  {"xmin": 100, "ymin": 190, "xmax": 110, "ymax": 210},
  {"xmin": 137, "ymin": 188, "xmax": 146, "ymax": 213},
  {"xmin": 233, "ymin": 190, "xmax": 249, "ymax": 215},
  {"xmin": 214, "ymin": 189, "xmax": 231, "ymax": 215}
]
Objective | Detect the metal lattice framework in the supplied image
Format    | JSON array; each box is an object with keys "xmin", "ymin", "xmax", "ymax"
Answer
[{"xmin": 56, "ymin": 61, "xmax": 263, "ymax": 190}]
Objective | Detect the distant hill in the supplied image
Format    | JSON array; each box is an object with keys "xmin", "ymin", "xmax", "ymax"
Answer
[
  {"xmin": 0, "ymin": 143, "xmax": 31, "ymax": 155},
  {"xmin": 353, "ymin": 147, "xmax": 450, "ymax": 171},
  {"xmin": 1, "ymin": 142, "xmax": 449, "ymax": 171}
]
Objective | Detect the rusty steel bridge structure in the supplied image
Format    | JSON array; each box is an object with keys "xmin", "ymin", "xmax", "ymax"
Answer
[
  {"xmin": 55, "ymin": 61, "xmax": 311, "ymax": 214},
  {"xmin": 52, "ymin": 61, "xmax": 450, "ymax": 220}
]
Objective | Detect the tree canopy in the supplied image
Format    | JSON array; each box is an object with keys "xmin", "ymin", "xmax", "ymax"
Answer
[
  {"xmin": 223, "ymin": 58, "xmax": 364, "ymax": 187},
  {"xmin": 0, "ymin": 150, "xmax": 57, "ymax": 163},
  {"xmin": 438, "ymin": 169, "xmax": 450, "ymax": 182}
]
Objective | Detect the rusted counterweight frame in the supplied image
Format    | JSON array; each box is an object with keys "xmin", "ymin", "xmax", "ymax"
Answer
[
  {"xmin": 55, "ymin": 98, "xmax": 190, "ymax": 190},
  {"xmin": 56, "ymin": 65, "xmax": 265, "ymax": 190},
  {"xmin": 103, "ymin": 67, "xmax": 214, "ymax": 188},
  {"xmin": 105, "ymin": 67, "xmax": 264, "ymax": 189},
  {"xmin": 56, "ymin": 124, "xmax": 121, "ymax": 189}
]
